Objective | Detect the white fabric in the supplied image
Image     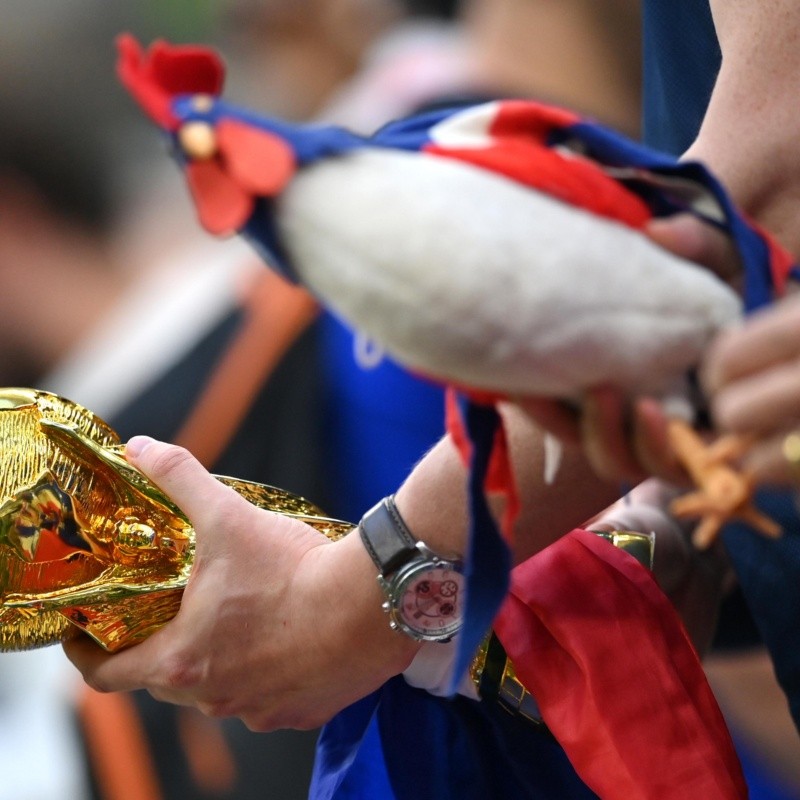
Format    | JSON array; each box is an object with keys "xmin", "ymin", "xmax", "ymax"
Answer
[
  {"xmin": 280, "ymin": 148, "xmax": 742, "ymax": 403},
  {"xmin": 402, "ymin": 636, "xmax": 479, "ymax": 700}
]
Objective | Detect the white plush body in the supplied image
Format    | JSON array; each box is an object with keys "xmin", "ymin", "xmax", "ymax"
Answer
[{"xmin": 278, "ymin": 149, "xmax": 742, "ymax": 399}]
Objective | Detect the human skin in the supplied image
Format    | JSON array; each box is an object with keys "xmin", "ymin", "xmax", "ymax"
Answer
[
  {"xmin": 64, "ymin": 379, "xmax": 732, "ymax": 732},
  {"xmin": 702, "ymin": 294, "xmax": 800, "ymax": 484},
  {"xmin": 692, "ymin": 0, "xmax": 800, "ymax": 484},
  {"xmin": 535, "ymin": 0, "xmax": 800, "ymax": 486},
  {"xmin": 658, "ymin": 0, "xmax": 800, "ymax": 487},
  {"xmin": 63, "ymin": 404, "xmax": 629, "ymax": 731}
]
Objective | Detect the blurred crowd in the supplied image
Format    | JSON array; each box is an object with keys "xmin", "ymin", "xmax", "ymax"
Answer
[{"xmin": 0, "ymin": 1, "xmax": 799, "ymax": 798}]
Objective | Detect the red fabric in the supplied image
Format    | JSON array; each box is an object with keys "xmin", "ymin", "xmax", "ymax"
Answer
[
  {"xmin": 445, "ymin": 388, "xmax": 472, "ymax": 467},
  {"xmin": 184, "ymin": 122, "xmax": 298, "ymax": 235},
  {"xmin": 216, "ymin": 120, "xmax": 296, "ymax": 196},
  {"xmin": 489, "ymin": 99, "xmax": 581, "ymax": 142},
  {"xmin": 752, "ymin": 217, "xmax": 795, "ymax": 295},
  {"xmin": 424, "ymin": 101, "xmax": 651, "ymax": 231},
  {"xmin": 444, "ymin": 388, "xmax": 519, "ymax": 541},
  {"xmin": 186, "ymin": 159, "xmax": 252, "ymax": 236},
  {"xmin": 116, "ymin": 34, "xmax": 224, "ymax": 130},
  {"xmin": 494, "ymin": 529, "xmax": 747, "ymax": 799}
]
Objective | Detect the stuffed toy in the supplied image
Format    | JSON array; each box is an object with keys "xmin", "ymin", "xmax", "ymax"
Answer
[
  {"xmin": 116, "ymin": 35, "xmax": 797, "ymax": 800},
  {"xmin": 116, "ymin": 35, "xmax": 794, "ymax": 544},
  {"xmin": 117, "ymin": 36, "xmax": 773, "ymax": 401}
]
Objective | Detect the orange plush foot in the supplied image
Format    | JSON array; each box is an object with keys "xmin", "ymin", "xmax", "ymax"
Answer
[{"xmin": 666, "ymin": 419, "xmax": 782, "ymax": 549}]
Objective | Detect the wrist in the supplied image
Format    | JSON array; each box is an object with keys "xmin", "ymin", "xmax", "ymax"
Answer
[{"xmin": 324, "ymin": 527, "xmax": 423, "ymax": 668}]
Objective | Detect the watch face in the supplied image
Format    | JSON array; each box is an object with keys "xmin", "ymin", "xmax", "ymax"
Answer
[{"xmin": 390, "ymin": 560, "xmax": 465, "ymax": 641}]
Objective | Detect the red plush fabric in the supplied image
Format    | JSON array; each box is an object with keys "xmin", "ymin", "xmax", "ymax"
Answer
[
  {"xmin": 184, "ymin": 122, "xmax": 297, "ymax": 234},
  {"xmin": 185, "ymin": 159, "xmax": 252, "ymax": 237},
  {"xmin": 116, "ymin": 34, "xmax": 224, "ymax": 130},
  {"xmin": 494, "ymin": 529, "xmax": 747, "ymax": 799},
  {"xmin": 216, "ymin": 120, "xmax": 296, "ymax": 196}
]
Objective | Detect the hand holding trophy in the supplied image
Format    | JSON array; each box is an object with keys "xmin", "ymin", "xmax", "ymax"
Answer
[{"xmin": 0, "ymin": 387, "xmax": 351, "ymax": 652}]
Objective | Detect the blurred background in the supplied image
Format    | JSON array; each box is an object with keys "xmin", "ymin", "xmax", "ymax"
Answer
[{"xmin": 0, "ymin": 1, "xmax": 798, "ymax": 798}]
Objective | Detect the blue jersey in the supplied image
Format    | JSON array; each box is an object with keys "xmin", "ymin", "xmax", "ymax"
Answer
[{"xmin": 642, "ymin": 0, "xmax": 720, "ymax": 154}]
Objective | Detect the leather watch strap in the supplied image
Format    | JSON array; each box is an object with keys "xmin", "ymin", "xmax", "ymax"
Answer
[{"xmin": 358, "ymin": 495, "xmax": 418, "ymax": 575}]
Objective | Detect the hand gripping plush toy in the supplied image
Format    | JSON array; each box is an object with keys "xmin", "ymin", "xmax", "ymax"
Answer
[{"xmin": 115, "ymin": 36, "xmax": 794, "ymax": 800}]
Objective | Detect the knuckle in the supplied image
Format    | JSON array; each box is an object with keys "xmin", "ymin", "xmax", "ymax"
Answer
[
  {"xmin": 147, "ymin": 444, "xmax": 196, "ymax": 480},
  {"xmin": 161, "ymin": 651, "xmax": 202, "ymax": 692}
]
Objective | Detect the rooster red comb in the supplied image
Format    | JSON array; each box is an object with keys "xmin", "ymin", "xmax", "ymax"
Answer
[{"xmin": 116, "ymin": 34, "xmax": 225, "ymax": 130}]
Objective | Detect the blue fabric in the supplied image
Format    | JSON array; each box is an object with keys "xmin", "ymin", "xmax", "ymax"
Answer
[
  {"xmin": 378, "ymin": 678, "xmax": 597, "ymax": 800},
  {"xmin": 310, "ymin": 692, "xmax": 393, "ymax": 800},
  {"xmin": 722, "ymin": 492, "xmax": 800, "ymax": 732},
  {"xmin": 642, "ymin": 0, "xmax": 721, "ymax": 154},
  {"xmin": 313, "ymin": 677, "xmax": 597, "ymax": 800},
  {"xmin": 172, "ymin": 96, "xmax": 366, "ymax": 165},
  {"xmin": 334, "ymin": 715, "xmax": 395, "ymax": 799},
  {"xmin": 449, "ymin": 398, "xmax": 511, "ymax": 694},
  {"xmin": 316, "ymin": 312, "xmax": 445, "ymax": 523}
]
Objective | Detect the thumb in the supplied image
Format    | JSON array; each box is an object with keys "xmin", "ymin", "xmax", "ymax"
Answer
[
  {"xmin": 645, "ymin": 213, "xmax": 742, "ymax": 286},
  {"xmin": 125, "ymin": 435, "xmax": 234, "ymax": 528}
]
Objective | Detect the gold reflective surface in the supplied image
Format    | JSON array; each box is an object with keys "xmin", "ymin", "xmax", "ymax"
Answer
[{"xmin": 0, "ymin": 388, "xmax": 351, "ymax": 652}]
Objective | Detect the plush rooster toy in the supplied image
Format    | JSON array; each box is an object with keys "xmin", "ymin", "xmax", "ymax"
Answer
[
  {"xmin": 118, "ymin": 35, "xmax": 788, "ymax": 406},
  {"xmin": 116, "ymin": 36, "xmax": 796, "ymax": 800},
  {"xmin": 116, "ymin": 34, "xmax": 793, "ymax": 457}
]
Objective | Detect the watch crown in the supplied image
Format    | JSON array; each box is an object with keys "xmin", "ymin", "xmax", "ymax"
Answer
[
  {"xmin": 381, "ymin": 600, "xmax": 391, "ymax": 612},
  {"xmin": 389, "ymin": 620, "xmax": 399, "ymax": 631}
]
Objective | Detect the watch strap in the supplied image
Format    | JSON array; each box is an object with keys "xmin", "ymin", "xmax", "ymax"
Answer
[{"xmin": 358, "ymin": 495, "xmax": 418, "ymax": 576}]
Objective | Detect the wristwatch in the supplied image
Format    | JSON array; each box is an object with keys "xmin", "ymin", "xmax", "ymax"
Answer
[{"xmin": 358, "ymin": 496, "xmax": 465, "ymax": 642}]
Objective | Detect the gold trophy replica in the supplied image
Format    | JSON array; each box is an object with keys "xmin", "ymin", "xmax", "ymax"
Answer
[{"xmin": 0, "ymin": 387, "xmax": 351, "ymax": 653}]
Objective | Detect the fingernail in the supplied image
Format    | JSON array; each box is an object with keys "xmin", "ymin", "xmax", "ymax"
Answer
[{"xmin": 125, "ymin": 435, "xmax": 155, "ymax": 459}]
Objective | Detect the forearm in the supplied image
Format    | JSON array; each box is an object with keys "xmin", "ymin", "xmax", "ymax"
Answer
[
  {"xmin": 394, "ymin": 403, "xmax": 622, "ymax": 565},
  {"xmin": 686, "ymin": 0, "xmax": 800, "ymax": 255}
]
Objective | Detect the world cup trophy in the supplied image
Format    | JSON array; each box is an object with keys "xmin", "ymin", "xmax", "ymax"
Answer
[{"xmin": 0, "ymin": 387, "xmax": 351, "ymax": 652}]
